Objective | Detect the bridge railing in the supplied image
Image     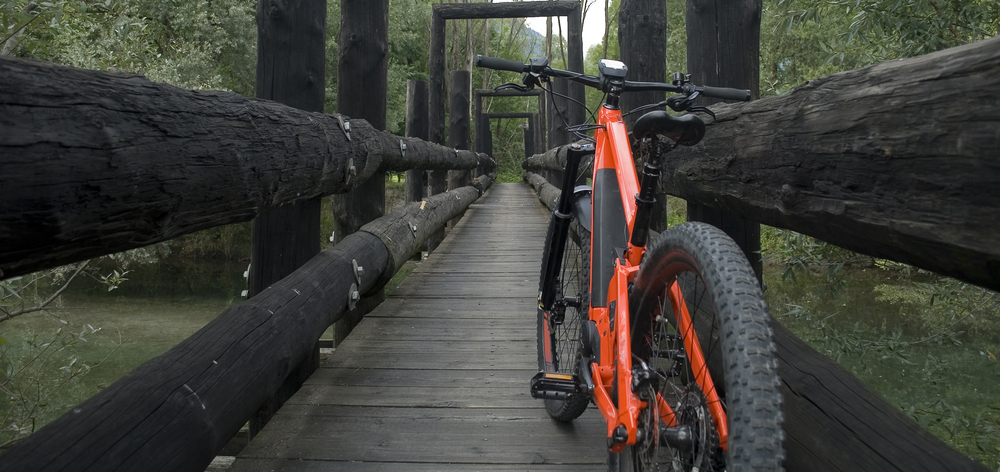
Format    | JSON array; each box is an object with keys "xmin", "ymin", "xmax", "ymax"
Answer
[
  {"xmin": 0, "ymin": 55, "xmax": 496, "ymax": 471},
  {"xmin": 521, "ymin": 37, "xmax": 999, "ymax": 472}
]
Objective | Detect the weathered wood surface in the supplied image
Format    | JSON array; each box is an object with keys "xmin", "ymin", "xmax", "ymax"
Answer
[
  {"xmin": 247, "ymin": 0, "xmax": 327, "ymax": 438},
  {"xmin": 0, "ymin": 56, "xmax": 490, "ymax": 280},
  {"xmin": 522, "ymin": 139, "xmax": 593, "ymax": 172},
  {"xmin": 362, "ymin": 174, "xmax": 494, "ymax": 286},
  {"xmin": 662, "ymin": 36, "xmax": 1000, "ymax": 292},
  {"xmin": 404, "ymin": 80, "xmax": 429, "ymax": 206},
  {"xmin": 684, "ymin": 0, "xmax": 763, "ymax": 280},
  {"xmin": 618, "ymin": 0, "xmax": 668, "ymax": 232},
  {"xmin": 330, "ymin": 0, "xmax": 390, "ymax": 246},
  {"xmin": 524, "ymin": 171, "xmax": 562, "ymax": 212},
  {"xmin": 231, "ymin": 183, "xmax": 610, "ymax": 471},
  {"xmin": 0, "ymin": 179, "xmax": 494, "ymax": 472}
]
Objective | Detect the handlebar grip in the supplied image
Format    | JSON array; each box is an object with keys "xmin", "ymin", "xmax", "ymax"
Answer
[
  {"xmin": 475, "ymin": 55, "xmax": 527, "ymax": 73},
  {"xmin": 700, "ymin": 86, "xmax": 751, "ymax": 102}
]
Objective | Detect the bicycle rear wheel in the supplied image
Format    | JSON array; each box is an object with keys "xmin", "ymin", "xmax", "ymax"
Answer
[
  {"xmin": 537, "ymin": 218, "xmax": 591, "ymax": 422},
  {"xmin": 616, "ymin": 222, "xmax": 784, "ymax": 472}
]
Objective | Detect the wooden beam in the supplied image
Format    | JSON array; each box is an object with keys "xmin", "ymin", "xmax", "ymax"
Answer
[
  {"xmin": 0, "ymin": 178, "xmax": 495, "ymax": 472},
  {"xmin": 661, "ymin": 36, "xmax": 1000, "ymax": 293},
  {"xmin": 434, "ymin": 2, "xmax": 579, "ymax": 20},
  {"xmin": 0, "ymin": 56, "xmax": 489, "ymax": 280}
]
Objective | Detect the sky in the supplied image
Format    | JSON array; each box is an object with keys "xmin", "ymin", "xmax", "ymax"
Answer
[{"xmin": 493, "ymin": 0, "xmax": 607, "ymax": 51}]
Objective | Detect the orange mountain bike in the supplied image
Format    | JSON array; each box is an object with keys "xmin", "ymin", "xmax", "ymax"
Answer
[{"xmin": 476, "ymin": 55, "xmax": 784, "ymax": 472}]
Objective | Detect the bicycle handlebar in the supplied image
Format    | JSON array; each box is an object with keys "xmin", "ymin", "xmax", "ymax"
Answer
[
  {"xmin": 474, "ymin": 54, "xmax": 750, "ymax": 102},
  {"xmin": 475, "ymin": 55, "xmax": 528, "ymax": 73}
]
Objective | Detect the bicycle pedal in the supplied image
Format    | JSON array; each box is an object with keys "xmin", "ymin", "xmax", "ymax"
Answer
[{"xmin": 530, "ymin": 372, "xmax": 581, "ymax": 400}]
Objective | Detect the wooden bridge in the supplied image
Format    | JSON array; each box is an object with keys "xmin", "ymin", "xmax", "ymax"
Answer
[
  {"xmin": 1, "ymin": 0, "xmax": 998, "ymax": 471},
  {"xmin": 231, "ymin": 183, "xmax": 609, "ymax": 471}
]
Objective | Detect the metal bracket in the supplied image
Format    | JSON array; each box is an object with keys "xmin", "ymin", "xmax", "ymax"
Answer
[
  {"xmin": 345, "ymin": 157, "xmax": 357, "ymax": 185},
  {"xmin": 400, "ymin": 140, "xmax": 407, "ymax": 157},
  {"xmin": 352, "ymin": 259, "xmax": 364, "ymax": 286},
  {"xmin": 348, "ymin": 282, "xmax": 359, "ymax": 310},
  {"xmin": 407, "ymin": 221, "xmax": 417, "ymax": 235},
  {"xmin": 336, "ymin": 115, "xmax": 351, "ymax": 141}
]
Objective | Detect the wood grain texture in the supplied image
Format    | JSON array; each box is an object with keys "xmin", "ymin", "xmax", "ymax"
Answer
[
  {"xmin": 231, "ymin": 184, "xmax": 610, "ymax": 471},
  {"xmin": 360, "ymin": 175, "xmax": 494, "ymax": 285},
  {"xmin": 0, "ymin": 56, "xmax": 489, "ymax": 280},
  {"xmin": 663, "ymin": 36, "xmax": 1000, "ymax": 291}
]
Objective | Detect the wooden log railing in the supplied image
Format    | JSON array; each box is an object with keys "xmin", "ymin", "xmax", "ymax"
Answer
[
  {"xmin": 0, "ymin": 175, "xmax": 494, "ymax": 472},
  {"xmin": 0, "ymin": 56, "xmax": 494, "ymax": 281},
  {"xmin": 520, "ymin": 38, "xmax": 996, "ymax": 472}
]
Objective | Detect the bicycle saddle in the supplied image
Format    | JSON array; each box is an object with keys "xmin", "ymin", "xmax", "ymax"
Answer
[{"xmin": 632, "ymin": 111, "xmax": 706, "ymax": 146}]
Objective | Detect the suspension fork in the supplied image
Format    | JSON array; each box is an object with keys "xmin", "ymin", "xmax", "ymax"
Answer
[{"xmin": 538, "ymin": 142, "xmax": 595, "ymax": 311}]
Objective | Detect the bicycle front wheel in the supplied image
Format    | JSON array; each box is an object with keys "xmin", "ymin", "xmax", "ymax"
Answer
[
  {"xmin": 536, "ymin": 218, "xmax": 591, "ymax": 422},
  {"xmin": 618, "ymin": 222, "xmax": 784, "ymax": 472}
]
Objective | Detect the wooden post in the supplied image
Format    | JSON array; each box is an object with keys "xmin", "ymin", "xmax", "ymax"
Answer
[
  {"xmin": 405, "ymin": 80, "xmax": 428, "ymax": 203},
  {"xmin": 448, "ymin": 71, "xmax": 472, "ymax": 191},
  {"xmin": 427, "ymin": 8, "xmax": 447, "ymax": 253},
  {"xmin": 331, "ymin": 0, "xmax": 390, "ymax": 343},
  {"xmin": 248, "ymin": 0, "xmax": 326, "ymax": 439},
  {"xmin": 405, "ymin": 79, "xmax": 428, "ymax": 261},
  {"xmin": 684, "ymin": 0, "xmax": 763, "ymax": 280},
  {"xmin": 566, "ymin": 5, "xmax": 586, "ymax": 128},
  {"xmin": 448, "ymin": 70, "xmax": 471, "ymax": 227},
  {"xmin": 548, "ymin": 77, "xmax": 572, "ymax": 149},
  {"xmin": 620, "ymin": 0, "xmax": 668, "ymax": 232}
]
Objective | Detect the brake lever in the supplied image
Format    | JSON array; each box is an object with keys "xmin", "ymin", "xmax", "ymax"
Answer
[
  {"xmin": 666, "ymin": 91, "xmax": 716, "ymax": 119},
  {"xmin": 494, "ymin": 82, "xmax": 531, "ymax": 93}
]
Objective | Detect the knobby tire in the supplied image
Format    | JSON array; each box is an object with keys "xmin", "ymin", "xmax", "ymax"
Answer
[{"xmin": 616, "ymin": 222, "xmax": 785, "ymax": 472}]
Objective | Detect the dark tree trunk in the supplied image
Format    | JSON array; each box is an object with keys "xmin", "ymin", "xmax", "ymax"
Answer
[
  {"xmin": 661, "ymin": 36, "xmax": 1000, "ymax": 294},
  {"xmin": 685, "ymin": 0, "xmax": 763, "ymax": 280},
  {"xmin": 0, "ymin": 56, "xmax": 488, "ymax": 281},
  {"xmin": 331, "ymin": 0, "xmax": 390, "ymax": 345}
]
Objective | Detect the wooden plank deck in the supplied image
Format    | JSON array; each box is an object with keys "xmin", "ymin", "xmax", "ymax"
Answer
[{"xmin": 230, "ymin": 183, "xmax": 608, "ymax": 471}]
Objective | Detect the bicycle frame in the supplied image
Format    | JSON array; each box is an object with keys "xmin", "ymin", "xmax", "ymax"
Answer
[{"xmin": 584, "ymin": 104, "xmax": 729, "ymax": 453}]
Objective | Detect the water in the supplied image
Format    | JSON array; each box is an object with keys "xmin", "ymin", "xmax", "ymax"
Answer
[
  {"xmin": 0, "ymin": 258, "xmax": 245, "ymax": 446},
  {"xmin": 764, "ymin": 265, "xmax": 1000, "ymax": 469}
]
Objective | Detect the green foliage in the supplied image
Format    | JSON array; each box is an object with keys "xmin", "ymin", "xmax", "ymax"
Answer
[
  {"xmin": 0, "ymin": 320, "xmax": 116, "ymax": 448},
  {"xmin": 2, "ymin": 0, "xmax": 257, "ymax": 94},
  {"xmin": 761, "ymin": 0, "xmax": 1000, "ymax": 95}
]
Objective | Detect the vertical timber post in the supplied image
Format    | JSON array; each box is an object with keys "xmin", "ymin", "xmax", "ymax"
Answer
[
  {"xmin": 685, "ymin": 0, "xmax": 763, "ymax": 281},
  {"xmin": 566, "ymin": 4, "xmax": 586, "ymax": 129},
  {"xmin": 448, "ymin": 70, "xmax": 471, "ymax": 227},
  {"xmin": 620, "ymin": 0, "xmax": 668, "ymax": 232},
  {"xmin": 405, "ymin": 79, "xmax": 428, "ymax": 260},
  {"xmin": 427, "ymin": 8, "xmax": 447, "ymax": 252},
  {"xmin": 249, "ymin": 0, "xmax": 326, "ymax": 438},
  {"xmin": 332, "ymin": 0, "xmax": 390, "ymax": 344}
]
